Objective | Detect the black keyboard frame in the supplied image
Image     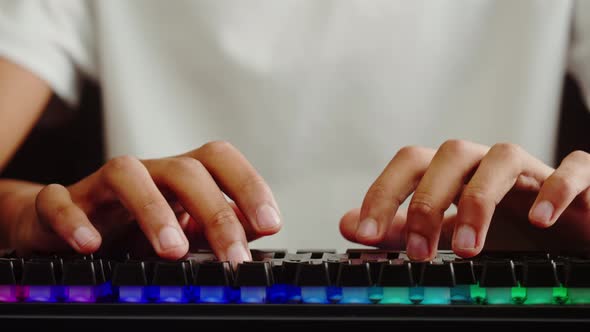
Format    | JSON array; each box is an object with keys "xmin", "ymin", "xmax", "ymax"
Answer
[{"xmin": 1, "ymin": 303, "xmax": 590, "ymax": 328}]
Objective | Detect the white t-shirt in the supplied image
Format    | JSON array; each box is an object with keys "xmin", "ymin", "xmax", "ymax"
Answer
[{"xmin": 1, "ymin": 0, "xmax": 589, "ymax": 251}]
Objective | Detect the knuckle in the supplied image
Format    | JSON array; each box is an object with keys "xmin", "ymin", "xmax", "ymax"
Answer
[
  {"xmin": 103, "ymin": 155, "xmax": 141, "ymax": 180},
  {"xmin": 35, "ymin": 184, "xmax": 65, "ymax": 213},
  {"xmin": 460, "ymin": 188, "xmax": 492, "ymax": 209},
  {"xmin": 168, "ymin": 157, "xmax": 205, "ymax": 175},
  {"xmin": 439, "ymin": 139, "xmax": 470, "ymax": 155},
  {"xmin": 490, "ymin": 142, "xmax": 523, "ymax": 160},
  {"xmin": 140, "ymin": 198, "xmax": 171, "ymax": 216},
  {"xmin": 394, "ymin": 145, "xmax": 427, "ymax": 162},
  {"xmin": 237, "ymin": 175, "xmax": 269, "ymax": 196},
  {"xmin": 550, "ymin": 174, "xmax": 580, "ymax": 199},
  {"xmin": 200, "ymin": 140, "xmax": 235, "ymax": 155},
  {"xmin": 408, "ymin": 192, "xmax": 438, "ymax": 218},
  {"xmin": 36, "ymin": 184, "xmax": 60, "ymax": 202},
  {"xmin": 209, "ymin": 208, "xmax": 239, "ymax": 229},
  {"xmin": 366, "ymin": 184, "xmax": 389, "ymax": 202},
  {"xmin": 565, "ymin": 150, "xmax": 590, "ymax": 165},
  {"xmin": 365, "ymin": 183, "xmax": 402, "ymax": 207}
]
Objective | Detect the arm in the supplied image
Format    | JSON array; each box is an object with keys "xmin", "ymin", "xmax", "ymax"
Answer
[
  {"xmin": 0, "ymin": 57, "xmax": 53, "ymax": 248},
  {"xmin": 0, "ymin": 58, "xmax": 52, "ymax": 170},
  {"xmin": 0, "ymin": 57, "xmax": 283, "ymax": 260}
]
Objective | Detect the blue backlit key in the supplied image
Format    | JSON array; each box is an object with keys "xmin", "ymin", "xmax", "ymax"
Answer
[
  {"xmin": 193, "ymin": 261, "xmax": 234, "ymax": 303},
  {"xmin": 234, "ymin": 262, "xmax": 273, "ymax": 303},
  {"xmin": 111, "ymin": 261, "xmax": 149, "ymax": 303}
]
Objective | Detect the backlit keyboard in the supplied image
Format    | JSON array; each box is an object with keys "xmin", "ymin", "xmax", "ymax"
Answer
[{"xmin": 1, "ymin": 249, "xmax": 590, "ymax": 327}]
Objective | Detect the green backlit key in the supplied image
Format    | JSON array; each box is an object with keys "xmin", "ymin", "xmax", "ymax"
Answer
[
  {"xmin": 375, "ymin": 260, "xmax": 415, "ymax": 304},
  {"xmin": 522, "ymin": 260, "xmax": 564, "ymax": 304},
  {"xmin": 565, "ymin": 260, "xmax": 590, "ymax": 304},
  {"xmin": 478, "ymin": 259, "xmax": 519, "ymax": 304}
]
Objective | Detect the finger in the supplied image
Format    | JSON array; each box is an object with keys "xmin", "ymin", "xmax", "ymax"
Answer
[
  {"xmin": 453, "ymin": 143, "xmax": 552, "ymax": 257},
  {"xmin": 357, "ymin": 146, "xmax": 435, "ymax": 246},
  {"xmin": 35, "ymin": 184, "xmax": 101, "ymax": 254},
  {"xmin": 101, "ymin": 156, "xmax": 188, "ymax": 260},
  {"xmin": 148, "ymin": 157, "xmax": 251, "ymax": 264},
  {"xmin": 341, "ymin": 207, "xmax": 408, "ymax": 249},
  {"xmin": 188, "ymin": 141, "xmax": 282, "ymax": 236},
  {"xmin": 406, "ymin": 140, "xmax": 487, "ymax": 260},
  {"xmin": 340, "ymin": 207, "xmax": 457, "ymax": 250},
  {"xmin": 529, "ymin": 150, "xmax": 590, "ymax": 227},
  {"xmin": 180, "ymin": 202, "xmax": 263, "ymax": 248}
]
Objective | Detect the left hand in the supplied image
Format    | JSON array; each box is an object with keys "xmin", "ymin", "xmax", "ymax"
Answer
[{"xmin": 339, "ymin": 140, "xmax": 590, "ymax": 260}]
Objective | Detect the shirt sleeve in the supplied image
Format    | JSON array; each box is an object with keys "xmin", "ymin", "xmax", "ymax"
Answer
[
  {"xmin": 0, "ymin": 0, "xmax": 97, "ymax": 108},
  {"xmin": 568, "ymin": 0, "xmax": 590, "ymax": 109}
]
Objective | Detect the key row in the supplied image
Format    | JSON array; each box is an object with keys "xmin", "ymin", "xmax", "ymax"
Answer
[{"xmin": 2, "ymin": 257, "xmax": 590, "ymax": 287}]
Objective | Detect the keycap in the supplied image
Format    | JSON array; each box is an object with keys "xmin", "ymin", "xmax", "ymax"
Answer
[
  {"xmin": 21, "ymin": 260, "xmax": 60, "ymax": 302},
  {"xmin": 336, "ymin": 262, "xmax": 372, "ymax": 287},
  {"xmin": 367, "ymin": 260, "xmax": 388, "ymax": 286},
  {"xmin": 564, "ymin": 260, "xmax": 590, "ymax": 304},
  {"xmin": 297, "ymin": 249, "xmax": 336, "ymax": 259},
  {"xmin": 251, "ymin": 249, "xmax": 287, "ymax": 261},
  {"xmin": 522, "ymin": 260, "xmax": 560, "ymax": 287},
  {"xmin": 234, "ymin": 262, "xmax": 273, "ymax": 287},
  {"xmin": 565, "ymin": 260, "xmax": 590, "ymax": 287},
  {"xmin": 296, "ymin": 262, "xmax": 331, "ymax": 286},
  {"xmin": 377, "ymin": 261, "xmax": 415, "ymax": 287},
  {"xmin": 111, "ymin": 262, "xmax": 148, "ymax": 286},
  {"xmin": 419, "ymin": 262, "xmax": 456, "ymax": 287},
  {"xmin": 479, "ymin": 260, "xmax": 518, "ymax": 287},
  {"xmin": 193, "ymin": 262, "xmax": 233, "ymax": 286},
  {"xmin": 0, "ymin": 259, "xmax": 16, "ymax": 285},
  {"xmin": 271, "ymin": 260, "xmax": 299, "ymax": 285},
  {"xmin": 193, "ymin": 261, "xmax": 233, "ymax": 303},
  {"xmin": 150, "ymin": 261, "xmax": 191, "ymax": 303},
  {"xmin": 62, "ymin": 260, "xmax": 97, "ymax": 285},
  {"xmin": 151, "ymin": 261, "xmax": 190, "ymax": 286},
  {"xmin": 452, "ymin": 261, "xmax": 476, "ymax": 285},
  {"xmin": 336, "ymin": 262, "xmax": 372, "ymax": 303},
  {"xmin": 111, "ymin": 261, "xmax": 149, "ymax": 303},
  {"xmin": 0, "ymin": 259, "xmax": 17, "ymax": 302},
  {"xmin": 22, "ymin": 261, "xmax": 57, "ymax": 285},
  {"xmin": 235, "ymin": 262, "xmax": 273, "ymax": 303},
  {"xmin": 284, "ymin": 253, "xmax": 313, "ymax": 262}
]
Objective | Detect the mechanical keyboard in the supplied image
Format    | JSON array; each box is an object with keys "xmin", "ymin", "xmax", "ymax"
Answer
[{"xmin": 1, "ymin": 249, "xmax": 590, "ymax": 328}]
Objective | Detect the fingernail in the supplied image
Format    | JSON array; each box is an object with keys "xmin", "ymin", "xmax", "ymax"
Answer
[
  {"xmin": 256, "ymin": 204, "xmax": 281, "ymax": 230},
  {"xmin": 407, "ymin": 232, "xmax": 429, "ymax": 260},
  {"xmin": 356, "ymin": 218, "xmax": 378, "ymax": 238},
  {"xmin": 531, "ymin": 200, "xmax": 554, "ymax": 225},
  {"xmin": 226, "ymin": 242, "xmax": 251, "ymax": 265},
  {"xmin": 73, "ymin": 226, "xmax": 97, "ymax": 248},
  {"xmin": 158, "ymin": 226, "xmax": 184, "ymax": 251},
  {"xmin": 454, "ymin": 224, "xmax": 476, "ymax": 249}
]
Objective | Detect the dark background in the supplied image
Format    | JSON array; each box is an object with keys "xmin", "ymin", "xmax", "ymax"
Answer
[{"xmin": 1, "ymin": 74, "xmax": 589, "ymax": 185}]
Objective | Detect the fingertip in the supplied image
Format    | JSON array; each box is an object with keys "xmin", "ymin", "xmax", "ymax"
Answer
[
  {"xmin": 158, "ymin": 243, "xmax": 189, "ymax": 260},
  {"xmin": 452, "ymin": 247, "xmax": 481, "ymax": 259},
  {"xmin": 72, "ymin": 226, "xmax": 102, "ymax": 254},
  {"xmin": 226, "ymin": 242, "xmax": 251, "ymax": 269},
  {"xmin": 156, "ymin": 226, "xmax": 189, "ymax": 260},
  {"xmin": 355, "ymin": 218, "xmax": 382, "ymax": 245},
  {"xmin": 339, "ymin": 208, "xmax": 361, "ymax": 242},
  {"xmin": 254, "ymin": 204, "xmax": 282, "ymax": 235},
  {"xmin": 528, "ymin": 200, "xmax": 555, "ymax": 228}
]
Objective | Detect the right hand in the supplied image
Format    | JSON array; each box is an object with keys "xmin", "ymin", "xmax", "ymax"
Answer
[{"xmin": 8, "ymin": 141, "xmax": 282, "ymax": 263}]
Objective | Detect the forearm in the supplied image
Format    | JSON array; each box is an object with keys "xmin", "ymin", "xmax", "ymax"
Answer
[
  {"xmin": 0, "ymin": 57, "xmax": 52, "ymax": 172},
  {"xmin": 0, "ymin": 179, "xmax": 43, "ymax": 249}
]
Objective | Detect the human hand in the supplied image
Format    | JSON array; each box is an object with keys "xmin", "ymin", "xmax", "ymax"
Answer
[
  {"xmin": 8, "ymin": 141, "xmax": 282, "ymax": 263},
  {"xmin": 340, "ymin": 140, "xmax": 590, "ymax": 260}
]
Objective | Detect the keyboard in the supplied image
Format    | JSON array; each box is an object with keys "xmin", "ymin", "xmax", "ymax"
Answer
[{"xmin": 1, "ymin": 249, "xmax": 590, "ymax": 328}]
